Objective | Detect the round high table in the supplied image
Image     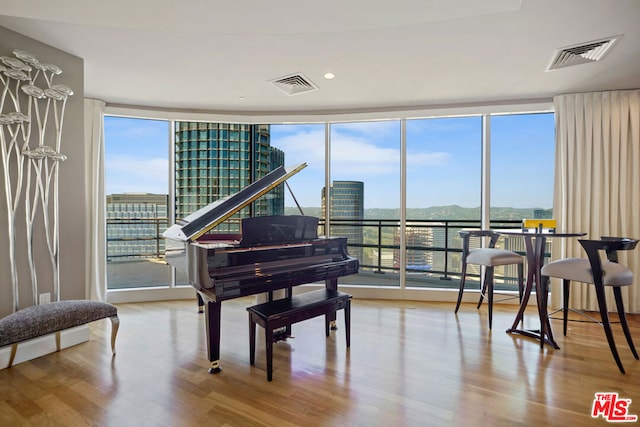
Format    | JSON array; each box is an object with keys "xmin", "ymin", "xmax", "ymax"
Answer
[{"xmin": 494, "ymin": 228, "xmax": 586, "ymax": 349}]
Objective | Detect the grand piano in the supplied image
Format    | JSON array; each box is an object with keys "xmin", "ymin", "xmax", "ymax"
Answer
[{"xmin": 163, "ymin": 163, "xmax": 359, "ymax": 373}]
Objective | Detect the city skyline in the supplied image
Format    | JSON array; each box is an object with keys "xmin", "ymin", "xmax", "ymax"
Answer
[{"xmin": 105, "ymin": 113, "xmax": 555, "ymax": 212}]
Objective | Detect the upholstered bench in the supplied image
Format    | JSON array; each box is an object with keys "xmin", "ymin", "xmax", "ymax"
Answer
[
  {"xmin": 247, "ymin": 288, "xmax": 351, "ymax": 381},
  {"xmin": 0, "ymin": 300, "xmax": 119, "ymax": 368}
]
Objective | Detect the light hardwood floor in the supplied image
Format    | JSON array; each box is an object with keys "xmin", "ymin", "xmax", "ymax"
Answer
[{"xmin": 2, "ymin": 295, "xmax": 640, "ymax": 426}]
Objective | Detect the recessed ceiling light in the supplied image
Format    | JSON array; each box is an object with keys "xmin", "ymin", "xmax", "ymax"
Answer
[
  {"xmin": 323, "ymin": 72, "xmax": 335, "ymax": 80},
  {"xmin": 239, "ymin": 96, "xmax": 246, "ymax": 100}
]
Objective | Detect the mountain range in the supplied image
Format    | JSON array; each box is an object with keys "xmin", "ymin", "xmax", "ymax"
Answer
[{"xmin": 285, "ymin": 205, "xmax": 552, "ymax": 220}]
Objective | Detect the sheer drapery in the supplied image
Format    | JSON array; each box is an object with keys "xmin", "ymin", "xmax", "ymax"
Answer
[
  {"xmin": 84, "ymin": 98, "xmax": 107, "ymax": 301},
  {"xmin": 552, "ymin": 90, "xmax": 640, "ymax": 312}
]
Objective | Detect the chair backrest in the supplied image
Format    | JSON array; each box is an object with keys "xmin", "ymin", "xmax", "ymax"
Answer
[
  {"xmin": 458, "ymin": 229, "xmax": 500, "ymax": 260},
  {"xmin": 598, "ymin": 237, "xmax": 639, "ymax": 262},
  {"xmin": 578, "ymin": 237, "xmax": 638, "ymax": 285}
]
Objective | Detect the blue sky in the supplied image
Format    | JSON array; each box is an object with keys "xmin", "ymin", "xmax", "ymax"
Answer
[
  {"xmin": 105, "ymin": 116, "xmax": 169, "ymax": 195},
  {"xmin": 105, "ymin": 113, "xmax": 555, "ymax": 210}
]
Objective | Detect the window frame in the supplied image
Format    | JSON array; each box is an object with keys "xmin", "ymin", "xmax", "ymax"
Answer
[{"xmin": 103, "ymin": 102, "xmax": 554, "ymax": 304}]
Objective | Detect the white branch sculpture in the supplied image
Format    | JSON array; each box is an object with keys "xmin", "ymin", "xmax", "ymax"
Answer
[{"xmin": 0, "ymin": 50, "xmax": 73, "ymax": 312}]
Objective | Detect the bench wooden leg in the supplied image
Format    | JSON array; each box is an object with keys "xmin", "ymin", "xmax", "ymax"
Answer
[
  {"xmin": 345, "ymin": 300, "xmax": 351, "ymax": 348},
  {"xmin": 266, "ymin": 325, "xmax": 274, "ymax": 382},
  {"xmin": 249, "ymin": 314, "xmax": 256, "ymax": 366},
  {"xmin": 110, "ymin": 316, "xmax": 120, "ymax": 355},
  {"xmin": 284, "ymin": 287, "xmax": 293, "ymax": 338},
  {"xmin": 8, "ymin": 344, "xmax": 18, "ymax": 368},
  {"xmin": 325, "ymin": 313, "xmax": 330, "ymax": 337}
]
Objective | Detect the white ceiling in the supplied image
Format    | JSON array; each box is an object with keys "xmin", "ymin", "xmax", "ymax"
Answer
[{"xmin": 1, "ymin": 0, "xmax": 639, "ymax": 115}]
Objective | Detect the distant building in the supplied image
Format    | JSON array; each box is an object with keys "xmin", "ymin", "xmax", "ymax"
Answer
[
  {"xmin": 322, "ymin": 181, "xmax": 364, "ymax": 262},
  {"xmin": 174, "ymin": 122, "xmax": 284, "ymax": 232},
  {"xmin": 396, "ymin": 225, "xmax": 435, "ymax": 272},
  {"xmin": 533, "ymin": 208, "xmax": 553, "ymax": 219},
  {"xmin": 106, "ymin": 193, "xmax": 168, "ymax": 261}
]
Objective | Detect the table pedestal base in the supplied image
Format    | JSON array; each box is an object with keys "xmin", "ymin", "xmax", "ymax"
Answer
[{"xmin": 506, "ymin": 327, "xmax": 560, "ymax": 349}]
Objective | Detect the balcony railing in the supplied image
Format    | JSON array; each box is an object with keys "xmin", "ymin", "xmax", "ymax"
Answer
[
  {"xmin": 106, "ymin": 217, "xmax": 547, "ymax": 288},
  {"xmin": 106, "ymin": 218, "xmax": 169, "ymax": 261},
  {"xmin": 321, "ymin": 218, "xmax": 526, "ymax": 273}
]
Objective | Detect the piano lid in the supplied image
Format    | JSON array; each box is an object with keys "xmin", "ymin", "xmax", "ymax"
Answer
[{"xmin": 163, "ymin": 163, "xmax": 307, "ymax": 242}]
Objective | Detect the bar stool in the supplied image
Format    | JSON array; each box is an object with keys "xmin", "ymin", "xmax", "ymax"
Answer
[
  {"xmin": 455, "ymin": 230, "xmax": 524, "ymax": 329},
  {"xmin": 540, "ymin": 237, "xmax": 639, "ymax": 373}
]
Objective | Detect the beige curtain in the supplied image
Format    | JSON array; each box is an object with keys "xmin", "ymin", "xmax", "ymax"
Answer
[
  {"xmin": 551, "ymin": 89, "xmax": 640, "ymax": 312},
  {"xmin": 83, "ymin": 98, "xmax": 107, "ymax": 301}
]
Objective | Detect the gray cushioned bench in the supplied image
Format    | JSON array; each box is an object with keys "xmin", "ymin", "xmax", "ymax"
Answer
[
  {"xmin": 247, "ymin": 288, "xmax": 351, "ymax": 381},
  {"xmin": 0, "ymin": 300, "xmax": 119, "ymax": 367}
]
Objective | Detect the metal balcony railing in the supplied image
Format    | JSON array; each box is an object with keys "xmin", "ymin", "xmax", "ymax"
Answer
[
  {"xmin": 106, "ymin": 217, "xmax": 548, "ymax": 286},
  {"xmin": 318, "ymin": 219, "xmax": 532, "ymax": 282},
  {"xmin": 106, "ymin": 218, "xmax": 169, "ymax": 261}
]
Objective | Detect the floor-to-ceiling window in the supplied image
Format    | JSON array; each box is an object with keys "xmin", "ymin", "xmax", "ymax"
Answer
[
  {"xmin": 104, "ymin": 116, "xmax": 171, "ymax": 289},
  {"xmin": 405, "ymin": 116, "xmax": 483, "ymax": 288},
  {"xmin": 103, "ymin": 106, "xmax": 555, "ymax": 299},
  {"xmin": 329, "ymin": 120, "xmax": 402, "ymax": 287},
  {"xmin": 489, "ymin": 112, "xmax": 556, "ymax": 285}
]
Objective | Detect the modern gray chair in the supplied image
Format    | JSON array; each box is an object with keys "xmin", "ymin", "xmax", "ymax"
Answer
[
  {"xmin": 540, "ymin": 237, "xmax": 639, "ymax": 373},
  {"xmin": 455, "ymin": 230, "xmax": 524, "ymax": 329}
]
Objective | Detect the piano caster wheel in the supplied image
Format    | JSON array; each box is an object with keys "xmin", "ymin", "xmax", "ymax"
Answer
[
  {"xmin": 208, "ymin": 361, "xmax": 222, "ymax": 374},
  {"xmin": 330, "ymin": 320, "xmax": 338, "ymax": 330}
]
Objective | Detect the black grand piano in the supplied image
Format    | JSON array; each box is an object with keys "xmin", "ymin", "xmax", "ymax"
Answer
[{"xmin": 163, "ymin": 163, "xmax": 359, "ymax": 373}]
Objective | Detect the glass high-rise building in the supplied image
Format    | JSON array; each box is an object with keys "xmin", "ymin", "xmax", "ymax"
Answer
[
  {"xmin": 174, "ymin": 122, "xmax": 284, "ymax": 232},
  {"xmin": 322, "ymin": 181, "xmax": 364, "ymax": 262}
]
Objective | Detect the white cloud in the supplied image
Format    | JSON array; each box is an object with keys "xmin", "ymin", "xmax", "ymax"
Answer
[
  {"xmin": 273, "ymin": 124, "xmax": 453, "ymax": 178},
  {"xmin": 406, "ymin": 150, "xmax": 451, "ymax": 167},
  {"xmin": 272, "ymin": 128, "xmax": 325, "ymax": 171},
  {"xmin": 331, "ymin": 134, "xmax": 399, "ymax": 175},
  {"xmin": 106, "ymin": 155, "xmax": 168, "ymax": 194}
]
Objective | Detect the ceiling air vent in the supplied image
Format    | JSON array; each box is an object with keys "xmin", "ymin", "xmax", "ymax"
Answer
[
  {"xmin": 270, "ymin": 73, "xmax": 318, "ymax": 96},
  {"xmin": 546, "ymin": 35, "xmax": 622, "ymax": 71}
]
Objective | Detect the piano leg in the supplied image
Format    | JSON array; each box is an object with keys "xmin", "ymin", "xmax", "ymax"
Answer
[
  {"xmin": 327, "ymin": 278, "xmax": 338, "ymax": 330},
  {"xmin": 204, "ymin": 299, "xmax": 222, "ymax": 374},
  {"xmin": 197, "ymin": 293, "xmax": 204, "ymax": 313}
]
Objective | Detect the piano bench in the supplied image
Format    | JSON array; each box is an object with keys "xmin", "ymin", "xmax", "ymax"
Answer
[{"xmin": 247, "ymin": 288, "xmax": 352, "ymax": 381}]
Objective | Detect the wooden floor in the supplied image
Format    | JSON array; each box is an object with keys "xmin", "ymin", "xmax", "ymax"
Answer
[{"xmin": 2, "ymin": 295, "xmax": 640, "ymax": 426}]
